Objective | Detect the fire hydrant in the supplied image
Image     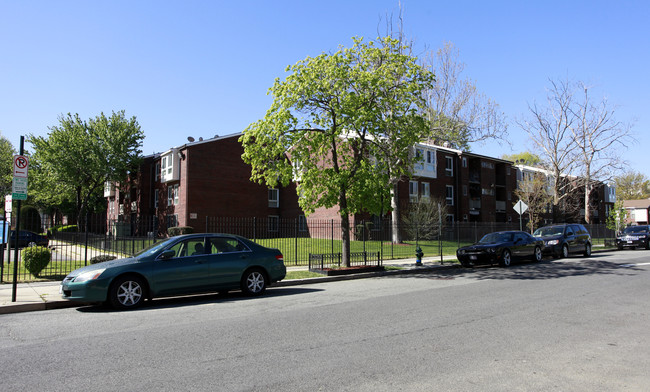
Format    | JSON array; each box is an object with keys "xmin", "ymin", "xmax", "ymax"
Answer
[{"xmin": 415, "ymin": 246, "xmax": 424, "ymax": 266}]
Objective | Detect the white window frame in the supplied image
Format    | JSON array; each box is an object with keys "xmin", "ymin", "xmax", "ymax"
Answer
[
  {"xmin": 409, "ymin": 180, "xmax": 418, "ymax": 201},
  {"xmin": 420, "ymin": 182, "xmax": 430, "ymax": 199},
  {"xmin": 446, "ymin": 185, "xmax": 454, "ymax": 206},
  {"xmin": 445, "ymin": 156, "xmax": 453, "ymax": 176},
  {"xmin": 268, "ymin": 188, "xmax": 279, "ymax": 208},
  {"xmin": 154, "ymin": 191, "xmax": 159, "ymax": 209}
]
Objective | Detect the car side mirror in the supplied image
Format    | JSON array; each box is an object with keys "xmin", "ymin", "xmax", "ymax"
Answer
[{"xmin": 158, "ymin": 249, "xmax": 176, "ymax": 260}]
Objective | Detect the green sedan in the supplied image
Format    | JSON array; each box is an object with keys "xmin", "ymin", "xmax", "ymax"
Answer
[{"xmin": 60, "ymin": 233, "xmax": 286, "ymax": 309}]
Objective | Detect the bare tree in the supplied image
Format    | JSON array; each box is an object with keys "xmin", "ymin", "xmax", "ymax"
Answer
[
  {"xmin": 422, "ymin": 43, "xmax": 509, "ymax": 150},
  {"xmin": 517, "ymin": 78, "xmax": 577, "ymax": 216},
  {"xmin": 570, "ymin": 82, "xmax": 633, "ymax": 223},
  {"xmin": 514, "ymin": 170, "xmax": 554, "ymax": 233}
]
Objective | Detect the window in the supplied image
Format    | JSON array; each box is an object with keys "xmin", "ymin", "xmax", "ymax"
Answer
[
  {"xmin": 426, "ymin": 150, "xmax": 435, "ymax": 172},
  {"xmin": 446, "ymin": 185, "xmax": 454, "ymax": 205},
  {"xmin": 446, "ymin": 214, "xmax": 455, "ymax": 223},
  {"xmin": 462, "ymin": 157, "xmax": 468, "ymax": 168},
  {"xmin": 409, "ymin": 181, "xmax": 418, "ymax": 201},
  {"xmin": 415, "ymin": 148, "xmax": 424, "ymax": 170},
  {"xmin": 268, "ymin": 188, "xmax": 279, "ymax": 208},
  {"xmin": 298, "ymin": 215, "xmax": 307, "ymax": 232},
  {"xmin": 462, "ymin": 185, "xmax": 468, "ymax": 196},
  {"xmin": 166, "ymin": 214, "xmax": 178, "ymax": 229},
  {"xmin": 268, "ymin": 216, "xmax": 279, "ymax": 232},
  {"xmin": 445, "ymin": 156, "xmax": 453, "ymax": 176},
  {"xmin": 420, "ymin": 182, "xmax": 430, "ymax": 199},
  {"xmin": 154, "ymin": 191, "xmax": 159, "ymax": 209},
  {"xmin": 155, "ymin": 162, "xmax": 161, "ymax": 182},
  {"xmin": 208, "ymin": 237, "xmax": 247, "ymax": 254},
  {"xmin": 481, "ymin": 161, "xmax": 495, "ymax": 169},
  {"xmin": 167, "ymin": 184, "xmax": 179, "ymax": 205}
]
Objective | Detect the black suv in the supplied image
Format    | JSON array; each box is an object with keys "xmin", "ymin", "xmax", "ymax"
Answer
[
  {"xmin": 533, "ymin": 224, "xmax": 592, "ymax": 258},
  {"xmin": 616, "ymin": 225, "xmax": 650, "ymax": 250}
]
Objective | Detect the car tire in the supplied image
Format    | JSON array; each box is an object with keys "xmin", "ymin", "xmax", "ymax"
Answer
[
  {"xmin": 561, "ymin": 244, "xmax": 569, "ymax": 258},
  {"xmin": 109, "ymin": 275, "xmax": 147, "ymax": 309},
  {"xmin": 617, "ymin": 245, "xmax": 623, "ymax": 251},
  {"xmin": 645, "ymin": 241, "xmax": 650, "ymax": 250},
  {"xmin": 583, "ymin": 243, "xmax": 592, "ymax": 257},
  {"xmin": 28, "ymin": 241, "xmax": 37, "ymax": 247},
  {"xmin": 499, "ymin": 249, "xmax": 512, "ymax": 267},
  {"xmin": 241, "ymin": 269, "xmax": 267, "ymax": 296},
  {"xmin": 460, "ymin": 260, "xmax": 472, "ymax": 268},
  {"xmin": 533, "ymin": 246, "xmax": 543, "ymax": 262}
]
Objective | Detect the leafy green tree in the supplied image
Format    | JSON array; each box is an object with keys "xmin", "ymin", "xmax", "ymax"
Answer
[
  {"xmin": 0, "ymin": 133, "xmax": 16, "ymax": 200},
  {"xmin": 29, "ymin": 111, "xmax": 144, "ymax": 226},
  {"xmin": 502, "ymin": 152, "xmax": 543, "ymax": 167},
  {"xmin": 614, "ymin": 171, "xmax": 650, "ymax": 200},
  {"xmin": 240, "ymin": 36, "xmax": 434, "ymax": 266},
  {"xmin": 606, "ymin": 199, "xmax": 628, "ymax": 233}
]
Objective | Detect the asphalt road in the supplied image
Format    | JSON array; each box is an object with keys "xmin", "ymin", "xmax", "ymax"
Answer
[{"xmin": 1, "ymin": 250, "xmax": 649, "ymax": 391}]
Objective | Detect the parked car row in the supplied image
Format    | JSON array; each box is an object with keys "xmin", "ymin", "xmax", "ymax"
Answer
[{"xmin": 457, "ymin": 223, "xmax": 592, "ymax": 268}]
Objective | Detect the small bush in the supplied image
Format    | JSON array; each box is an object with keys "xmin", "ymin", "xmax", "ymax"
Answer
[
  {"xmin": 90, "ymin": 255, "xmax": 117, "ymax": 264},
  {"xmin": 22, "ymin": 246, "xmax": 52, "ymax": 277},
  {"xmin": 168, "ymin": 226, "xmax": 194, "ymax": 236}
]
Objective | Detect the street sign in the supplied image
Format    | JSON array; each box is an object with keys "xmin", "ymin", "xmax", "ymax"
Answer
[
  {"xmin": 513, "ymin": 200, "xmax": 528, "ymax": 215},
  {"xmin": 13, "ymin": 155, "xmax": 29, "ymax": 178},
  {"xmin": 4, "ymin": 194, "xmax": 12, "ymax": 213},
  {"xmin": 12, "ymin": 177, "xmax": 28, "ymax": 200}
]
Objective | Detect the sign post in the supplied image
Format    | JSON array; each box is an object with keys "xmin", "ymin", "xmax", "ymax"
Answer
[
  {"xmin": 513, "ymin": 200, "xmax": 528, "ymax": 231},
  {"xmin": 11, "ymin": 137, "xmax": 26, "ymax": 302}
]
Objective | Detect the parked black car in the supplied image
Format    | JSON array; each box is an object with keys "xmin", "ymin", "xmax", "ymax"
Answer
[
  {"xmin": 8, "ymin": 230, "xmax": 49, "ymax": 248},
  {"xmin": 616, "ymin": 225, "xmax": 650, "ymax": 250},
  {"xmin": 533, "ymin": 224, "xmax": 592, "ymax": 258},
  {"xmin": 456, "ymin": 231, "xmax": 544, "ymax": 268}
]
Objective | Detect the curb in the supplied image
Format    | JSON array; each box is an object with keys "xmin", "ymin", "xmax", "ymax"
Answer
[{"xmin": 0, "ymin": 263, "xmax": 459, "ymax": 315}]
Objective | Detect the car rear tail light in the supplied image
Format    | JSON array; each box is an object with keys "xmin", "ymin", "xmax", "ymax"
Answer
[{"xmin": 275, "ymin": 254, "xmax": 284, "ymax": 262}]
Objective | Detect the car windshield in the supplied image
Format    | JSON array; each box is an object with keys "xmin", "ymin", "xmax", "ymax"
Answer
[
  {"xmin": 134, "ymin": 237, "xmax": 178, "ymax": 258},
  {"xmin": 622, "ymin": 226, "xmax": 647, "ymax": 234},
  {"xmin": 479, "ymin": 233, "xmax": 513, "ymax": 244},
  {"xmin": 533, "ymin": 226, "xmax": 564, "ymax": 237}
]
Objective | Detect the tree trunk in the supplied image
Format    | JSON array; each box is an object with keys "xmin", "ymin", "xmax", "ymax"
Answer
[
  {"xmin": 391, "ymin": 183, "xmax": 401, "ymax": 244},
  {"xmin": 339, "ymin": 186, "xmax": 351, "ymax": 267}
]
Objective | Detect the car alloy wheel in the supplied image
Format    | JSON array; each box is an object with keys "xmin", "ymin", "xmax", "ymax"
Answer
[
  {"xmin": 110, "ymin": 276, "xmax": 146, "ymax": 309},
  {"xmin": 242, "ymin": 269, "xmax": 267, "ymax": 296},
  {"xmin": 500, "ymin": 249, "xmax": 512, "ymax": 267},
  {"xmin": 533, "ymin": 246, "xmax": 543, "ymax": 262},
  {"xmin": 584, "ymin": 243, "xmax": 592, "ymax": 257},
  {"xmin": 561, "ymin": 244, "xmax": 569, "ymax": 258}
]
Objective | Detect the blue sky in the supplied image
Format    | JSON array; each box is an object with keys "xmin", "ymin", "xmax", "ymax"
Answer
[{"xmin": 1, "ymin": 0, "xmax": 648, "ymax": 179}]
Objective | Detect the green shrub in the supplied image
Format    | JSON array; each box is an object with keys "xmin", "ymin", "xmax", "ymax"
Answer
[
  {"xmin": 48, "ymin": 225, "xmax": 79, "ymax": 236},
  {"xmin": 20, "ymin": 205, "xmax": 42, "ymax": 233},
  {"xmin": 22, "ymin": 246, "xmax": 52, "ymax": 277},
  {"xmin": 90, "ymin": 255, "xmax": 117, "ymax": 264},
  {"xmin": 168, "ymin": 226, "xmax": 194, "ymax": 236}
]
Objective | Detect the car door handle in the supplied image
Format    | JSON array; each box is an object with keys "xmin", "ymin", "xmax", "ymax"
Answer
[{"xmin": 194, "ymin": 259, "xmax": 206, "ymax": 264}]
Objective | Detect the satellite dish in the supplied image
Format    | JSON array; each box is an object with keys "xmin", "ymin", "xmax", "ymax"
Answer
[{"xmin": 187, "ymin": 137, "xmax": 195, "ymax": 142}]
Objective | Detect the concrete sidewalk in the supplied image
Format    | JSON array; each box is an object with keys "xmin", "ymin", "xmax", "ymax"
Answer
[{"xmin": 0, "ymin": 256, "xmax": 458, "ymax": 315}]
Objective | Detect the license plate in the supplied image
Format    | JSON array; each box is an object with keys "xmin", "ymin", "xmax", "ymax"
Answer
[
  {"xmin": 628, "ymin": 241, "xmax": 633, "ymax": 243},
  {"xmin": 470, "ymin": 255, "xmax": 477, "ymax": 260}
]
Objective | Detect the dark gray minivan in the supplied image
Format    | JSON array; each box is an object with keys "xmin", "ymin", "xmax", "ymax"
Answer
[{"xmin": 533, "ymin": 224, "xmax": 592, "ymax": 258}]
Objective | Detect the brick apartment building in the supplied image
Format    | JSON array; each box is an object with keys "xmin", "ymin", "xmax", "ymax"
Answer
[
  {"xmin": 106, "ymin": 134, "xmax": 615, "ymax": 236},
  {"xmin": 105, "ymin": 133, "xmax": 304, "ymax": 236}
]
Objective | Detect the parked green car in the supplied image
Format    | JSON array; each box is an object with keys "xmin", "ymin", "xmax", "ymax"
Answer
[{"xmin": 60, "ymin": 233, "xmax": 286, "ymax": 309}]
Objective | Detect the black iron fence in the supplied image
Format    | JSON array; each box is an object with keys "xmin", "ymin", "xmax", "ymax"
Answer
[{"xmin": 0, "ymin": 213, "xmax": 617, "ymax": 283}]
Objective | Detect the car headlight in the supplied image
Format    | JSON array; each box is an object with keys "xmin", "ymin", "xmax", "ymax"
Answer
[
  {"xmin": 458, "ymin": 249, "xmax": 465, "ymax": 255},
  {"xmin": 546, "ymin": 240, "xmax": 559, "ymax": 246},
  {"xmin": 73, "ymin": 269, "xmax": 106, "ymax": 283},
  {"xmin": 487, "ymin": 248, "xmax": 496, "ymax": 253}
]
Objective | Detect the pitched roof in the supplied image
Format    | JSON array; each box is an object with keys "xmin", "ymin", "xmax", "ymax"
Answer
[{"xmin": 623, "ymin": 199, "xmax": 650, "ymax": 209}]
